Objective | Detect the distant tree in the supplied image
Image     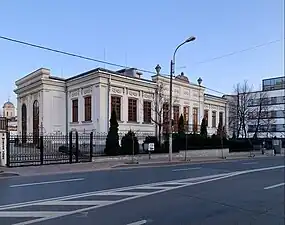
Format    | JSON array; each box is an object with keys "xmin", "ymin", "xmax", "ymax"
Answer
[
  {"xmin": 200, "ymin": 118, "xmax": 208, "ymax": 137},
  {"xmin": 104, "ymin": 110, "xmax": 120, "ymax": 156},
  {"xmin": 217, "ymin": 122, "xmax": 226, "ymax": 138},
  {"xmin": 149, "ymin": 82, "xmax": 179, "ymax": 146},
  {"xmin": 178, "ymin": 114, "xmax": 185, "ymax": 136}
]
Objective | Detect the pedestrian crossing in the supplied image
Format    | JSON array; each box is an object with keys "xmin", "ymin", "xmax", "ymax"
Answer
[{"xmin": 0, "ymin": 173, "xmax": 231, "ymax": 225}]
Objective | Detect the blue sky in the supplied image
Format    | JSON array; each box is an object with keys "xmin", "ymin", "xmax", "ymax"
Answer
[{"xmin": 0, "ymin": 0, "xmax": 283, "ymax": 108}]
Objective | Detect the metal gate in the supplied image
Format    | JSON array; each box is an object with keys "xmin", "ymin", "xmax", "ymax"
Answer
[{"xmin": 6, "ymin": 131, "xmax": 93, "ymax": 167}]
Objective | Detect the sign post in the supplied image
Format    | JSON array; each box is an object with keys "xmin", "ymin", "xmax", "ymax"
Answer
[{"xmin": 148, "ymin": 143, "xmax": 155, "ymax": 159}]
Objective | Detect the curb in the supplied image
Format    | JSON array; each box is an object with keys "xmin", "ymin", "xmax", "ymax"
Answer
[
  {"xmin": 111, "ymin": 155, "xmax": 277, "ymax": 169},
  {"xmin": 0, "ymin": 172, "xmax": 19, "ymax": 178},
  {"xmin": 112, "ymin": 158, "xmax": 234, "ymax": 169}
]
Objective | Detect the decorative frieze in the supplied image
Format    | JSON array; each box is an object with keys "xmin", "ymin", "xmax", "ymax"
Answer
[
  {"xmin": 128, "ymin": 90, "xmax": 139, "ymax": 97},
  {"xmin": 173, "ymin": 88, "xmax": 180, "ymax": 95},
  {"xmin": 193, "ymin": 91, "xmax": 198, "ymax": 98},
  {"xmin": 204, "ymin": 104, "xmax": 210, "ymax": 109},
  {"xmin": 143, "ymin": 92, "xmax": 154, "ymax": 100},
  {"xmin": 219, "ymin": 106, "xmax": 225, "ymax": 111},
  {"xmin": 184, "ymin": 89, "xmax": 190, "ymax": 96},
  {"xmin": 184, "ymin": 101, "xmax": 190, "ymax": 105},
  {"xmin": 111, "ymin": 87, "xmax": 123, "ymax": 94},
  {"xmin": 82, "ymin": 86, "xmax": 92, "ymax": 96},
  {"xmin": 193, "ymin": 102, "xmax": 199, "ymax": 107},
  {"xmin": 70, "ymin": 89, "xmax": 79, "ymax": 98},
  {"xmin": 211, "ymin": 105, "xmax": 218, "ymax": 110}
]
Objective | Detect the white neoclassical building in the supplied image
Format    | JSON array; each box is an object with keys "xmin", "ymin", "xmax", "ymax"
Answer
[{"xmin": 14, "ymin": 66, "xmax": 228, "ymax": 138}]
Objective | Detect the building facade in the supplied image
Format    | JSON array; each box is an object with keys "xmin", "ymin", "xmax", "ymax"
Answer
[
  {"xmin": 2, "ymin": 101, "xmax": 17, "ymax": 135},
  {"xmin": 224, "ymin": 76, "xmax": 285, "ymax": 138},
  {"xmin": 14, "ymin": 67, "xmax": 228, "ymax": 139}
]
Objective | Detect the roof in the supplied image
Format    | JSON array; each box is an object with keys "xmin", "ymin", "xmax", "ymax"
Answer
[
  {"xmin": 175, "ymin": 72, "xmax": 190, "ymax": 84},
  {"xmin": 3, "ymin": 101, "xmax": 14, "ymax": 108},
  {"xmin": 64, "ymin": 67, "xmax": 155, "ymax": 84}
]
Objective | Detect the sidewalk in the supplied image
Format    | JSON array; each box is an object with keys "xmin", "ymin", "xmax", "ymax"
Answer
[{"xmin": 0, "ymin": 151, "xmax": 274, "ymax": 177}]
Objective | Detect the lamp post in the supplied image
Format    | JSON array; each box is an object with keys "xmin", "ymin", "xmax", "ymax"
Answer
[
  {"xmin": 155, "ymin": 64, "xmax": 161, "ymax": 138},
  {"xmin": 169, "ymin": 36, "xmax": 196, "ymax": 161},
  {"xmin": 197, "ymin": 77, "xmax": 202, "ymax": 132}
]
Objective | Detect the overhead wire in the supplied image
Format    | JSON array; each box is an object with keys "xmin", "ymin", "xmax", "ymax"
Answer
[{"xmin": 0, "ymin": 35, "xmax": 283, "ymax": 95}]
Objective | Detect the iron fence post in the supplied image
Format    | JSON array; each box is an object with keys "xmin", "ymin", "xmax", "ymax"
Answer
[
  {"xmin": 6, "ymin": 132, "xmax": 10, "ymax": 167},
  {"xmin": 40, "ymin": 135, "xmax": 44, "ymax": 165},
  {"xmin": 90, "ymin": 132, "xmax": 93, "ymax": 162},
  {"xmin": 69, "ymin": 131, "xmax": 73, "ymax": 163},
  {"xmin": 75, "ymin": 131, "xmax": 79, "ymax": 163}
]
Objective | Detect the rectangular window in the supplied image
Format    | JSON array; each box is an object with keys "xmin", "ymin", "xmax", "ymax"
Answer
[
  {"xmin": 204, "ymin": 110, "xmax": 208, "ymax": 126},
  {"xmin": 128, "ymin": 98, "xmax": 137, "ymax": 122},
  {"xmin": 193, "ymin": 107, "xmax": 198, "ymax": 132},
  {"xmin": 84, "ymin": 96, "xmax": 92, "ymax": 121},
  {"xmin": 72, "ymin": 99, "xmax": 78, "ymax": 122},
  {"xmin": 212, "ymin": 111, "xmax": 216, "ymax": 128},
  {"xmin": 173, "ymin": 105, "xmax": 180, "ymax": 132},
  {"xmin": 183, "ymin": 106, "xmax": 189, "ymax": 131},
  {"xmin": 111, "ymin": 96, "xmax": 121, "ymax": 121},
  {"xmin": 219, "ymin": 112, "xmax": 223, "ymax": 126},
  {"xmin": 143, "ymin": 101, "xmax": 152, "ymax": 123}
]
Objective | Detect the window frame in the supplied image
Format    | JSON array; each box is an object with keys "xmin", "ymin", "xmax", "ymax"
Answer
[
  {"xmin": 128, "ymin": 98, "xmax": 137, "ymax": 122},
  {"xmin": 212, "ymin": 111, "xmax": 217, "ymax": 128},
  {"xmin": 71, "ymin": 99, "xmax": 79, "ymax": 122},
  {"xmin": 84, "ymin": 96, "xmax": 92, "ymax": 122},
  {"xmin": 111, "ymin": 96, "xmax": 121, "ymax": 121},
  {"xmin": 192, "ymin": 107, "xmax": 198, "ymax": 132},
  {"xmin": 143, "ymin": 100, "xmax": 152, "ymax": 123}
]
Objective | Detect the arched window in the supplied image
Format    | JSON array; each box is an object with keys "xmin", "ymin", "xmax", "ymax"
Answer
[
  {"xmin": 21, "ymin": 104, "xmax": 27, "ymax": 143},
  {"xmin": 33, "ymin": 100, "xmax": 39, "ymax": 145}
]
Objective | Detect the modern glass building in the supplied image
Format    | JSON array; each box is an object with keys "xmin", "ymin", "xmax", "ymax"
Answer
[{"xmin": 247, "ymin": 76, "xmax": 285, "ymax": 138}]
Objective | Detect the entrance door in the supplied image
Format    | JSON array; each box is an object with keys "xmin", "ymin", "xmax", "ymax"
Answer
[{"xmin": 33, "ymin": 100, "xmax": 39, "ymax": 146}]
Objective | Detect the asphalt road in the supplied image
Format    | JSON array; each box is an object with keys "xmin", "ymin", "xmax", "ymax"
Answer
[{"xmin": 0, "ymin": 157, "xmax": 284, "ymax": 225}]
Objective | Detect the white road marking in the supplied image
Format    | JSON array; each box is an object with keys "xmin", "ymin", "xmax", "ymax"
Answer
[
  {"xmin": 264, "ymin": 182, "xmax": 285, "ymax": 190},
  {"xmin": 12, "ymin": 173, "xmax": 238, "ymax": 225},
  {"xmin": 135, "ymin": 186, "xmax": 167, "ymax": 190},
  {"xmin": 10, "ymin": 178, "xmax": 84, "ymax": 188},
  {"xmin": 2, "ymin": 165, "xmax": 284, "ymax": 225},
  {"xmin": 0, "ymin": 211, "xmax": 66, "ymax": 218},
  {"xmin": 37, "ymin": 200, "xmax": 112, "ymax": 206},
  {"xmin": 172, "ymin": 167, "xmax": 201, "ymax": 172},
  {"xmin": 96, "ymin": 191, "xmax": 149, "ymax": 196},
  {"xmin": 242, "ymin": 162, "xmax": 258, "ymax": 165},
  {"xmin": 126, "ymin": 219, "xmax": 148, "ymax": 225},
  {"xmin": 0, "ymin": 172, "xmax": 263, "ymax": 211}
]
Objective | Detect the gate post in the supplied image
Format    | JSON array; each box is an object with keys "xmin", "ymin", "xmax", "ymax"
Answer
[
  {"xmin": 0, "ymin": 131, "xmax": 7, "ymax": 167},
  {"xmin": 90, "ymin": 132, "xmax": 93, "ymax": 162},
  {"xmin": 75, "ymin": 131, "xmax": 79, "ymax": 163},
  {"xmin": 69, "ymin": 131, "xmax": 73, "ymax": 163}
]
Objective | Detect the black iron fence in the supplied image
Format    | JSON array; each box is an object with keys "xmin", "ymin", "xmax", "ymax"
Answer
[
  {"xmin": 6, "ymin": 131, "xmax": 155, "ymax": 167},
  {"xmin": 7, "ymin": 131, "xmax": 93, "ymax": 167}
]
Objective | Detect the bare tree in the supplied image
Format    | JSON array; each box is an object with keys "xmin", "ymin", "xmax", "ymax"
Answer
[
  {"xmin": 249, "ymin": 92, "xmax": 276, "ymax": 138},
  {"xmin": 228, "ymin": 81, "xmax": 277, "ymax": 139},
  {"xmin": 150, "ymin": 82, "xmax": 178, "ymax": 145},
  {"xmin": 229, "ymin": 81, "xmax": 254, "ymax": 138}
]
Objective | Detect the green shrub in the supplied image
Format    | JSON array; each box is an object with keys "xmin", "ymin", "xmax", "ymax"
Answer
[
  {"xmin": 120, "ymin": 130, "xmax": 139, "ymax": 155},
  {"xmin": 104, "ymin": 110, "xmax": 120, "ymax": 156}
]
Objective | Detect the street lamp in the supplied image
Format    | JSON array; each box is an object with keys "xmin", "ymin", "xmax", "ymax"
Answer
[{"xmin": 169, "ymin": 36, "xmax": 196, "ymax": 161}]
